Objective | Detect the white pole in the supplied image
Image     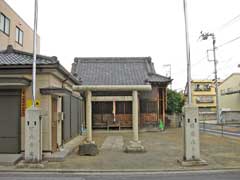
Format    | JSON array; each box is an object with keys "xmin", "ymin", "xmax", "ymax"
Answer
[
  {"xmin": 183, "ymin": 0, "xmax": 192, "ymax": 104},
  {"xmin": 163, "ymin": 64, "xmax": 172, "ymax": 89},
  {"xmin": 32, "ymin": 0, "xmax": 38, "ymax": 106}
]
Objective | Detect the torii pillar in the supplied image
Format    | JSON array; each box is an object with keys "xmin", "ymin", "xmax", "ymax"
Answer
[
  {"xmin": 132, "ymin": 90, "xmax": 139, "ymax": 142},
  {"xmin": 124, "ymin": 90, "xmax": 145, "ymax": 153},
  {"xmin": 86, "ymin": 90, "xmax": 93, "ymax": 143}
]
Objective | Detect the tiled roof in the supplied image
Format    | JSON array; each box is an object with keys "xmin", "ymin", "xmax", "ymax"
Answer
[
  {"xmin": 72, "ymin": 57, "xmax": 171, "ymax": 85},
  {"xmin": 0, "ymin": 45, "xmax": 58, "ymax": 65},
  {"xmin": 0, "ymin": 45, "xmax": 81, "ymax": 85}
]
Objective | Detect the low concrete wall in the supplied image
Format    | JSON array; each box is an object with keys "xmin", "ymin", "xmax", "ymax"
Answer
[
  {"xmin": 221, "ymin": 111, "xmax": 240, "ymax": 122},
  {"xmin": 166, "ymin": 113, "xmax": 182, "ymax": 128},
  {"xmin": 167, "ymin": 112, "xmax": 218, "ymax": 126}
]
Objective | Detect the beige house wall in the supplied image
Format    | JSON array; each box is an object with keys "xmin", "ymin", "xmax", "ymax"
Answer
[
  {"xmin": 0, "ymin": 0, "xmax": 40, "ymax": 52},
  {"xmin": 21, "ymin": 74, "xmax": 52, "ymax": 151},
  {"xmin": 18, "ymin": 73, "xmax": 68, "ymax": 152},
  {"xmin": 219, "ymin": 73, "xmax": 240, "ymax": 111},
  {"xmin": 49, "ymin": 74, "xmax": 64, "ymax": 149}
]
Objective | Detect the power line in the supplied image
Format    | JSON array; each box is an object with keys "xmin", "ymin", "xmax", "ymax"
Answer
[
  {"xmin": 192, "ymin": 56, "xmax": 206, "ymax": 66},
  {"xmin": 217, "ymin": 13, "xmax": 240, "ymax": 31},
  {"xmin": 218, "ymin": 60, "xmax": 237, "ymax": 73},
  {"xmin": 220, "ymin": 66, "xmax": 239, "ymax": 79},
  {"xmin": 203, "ymin": 62, "xmax": 236, "ymax": 80},
  {"xmin": 176, "ymin": 36, "xmax": 239, "ymax": 77},
  {"xmin": 195, "ymin": 14, "xmax": 240, "ymax": 83},
  {"xmin": 173, "ymin": 56, "xmax": 207, "ymax": 75},
  {"xmin": 218, "ymin": 57, "xmax": 233, "ymax": 64},
  {"xmin": 205, "ymin": 72, "xmax": 214, "ymax": 79},
  {"xmin": 217, "ymin": 35, "xmax": 240, "ymax": 48}
]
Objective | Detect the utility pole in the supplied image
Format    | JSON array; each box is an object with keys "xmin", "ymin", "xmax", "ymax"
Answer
[
  {"xmin": 32, "ymin": 0, "xmax": 38, "ymax": 106},
  {"xmin": 200, "ymin": 32, "xmax": 220, "ymax": 124},
  {"xmin": 212, "ymin": 35, "xmax": 221, "ymax": 124},
  {"xmin": 25, "ymin": 0, "xmax": 42, "ymax": 163},
  {"xmin": 183, "ymin": 0, "xmax": 192, "ymax": 104}
]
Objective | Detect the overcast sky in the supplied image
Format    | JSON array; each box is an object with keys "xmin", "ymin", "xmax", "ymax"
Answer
[{"xmin": 5, "ymin": 0, "xmax": 240, "ymax": 90}]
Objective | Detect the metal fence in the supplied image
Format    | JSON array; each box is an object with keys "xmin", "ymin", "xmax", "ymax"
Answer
[
  {"xmin": 63, "ymin": 95, "xmax": 85, "ymax": 143},
  {"xmin": 200, "ymin": 121, "xmax": 240, "ymax": 137}
]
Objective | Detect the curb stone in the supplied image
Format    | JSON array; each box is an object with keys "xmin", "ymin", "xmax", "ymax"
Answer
[{"xmin": 0, "ymin": 167, "xmax": 240, "ymax": 173}]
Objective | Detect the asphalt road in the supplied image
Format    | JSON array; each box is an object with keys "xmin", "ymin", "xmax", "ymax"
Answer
[{"xmin": 0, "ymin": 171, "xmax": 240, "ymax": 180}]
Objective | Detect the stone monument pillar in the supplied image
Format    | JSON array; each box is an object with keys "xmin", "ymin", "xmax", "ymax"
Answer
[{"xmin": 179, "ymin": 105, "xmax": 207, "ymax": 166}]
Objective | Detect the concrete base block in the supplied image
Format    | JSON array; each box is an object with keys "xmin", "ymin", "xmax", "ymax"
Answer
[
  {"xmin": 177, "ymin": 159, "xmax": 208, "ymax": 166},
  {"xmin": 124, "ymin": 140, "xmax": 146, "ymax": 153},
  {"xmin": 16, "ymin": 160, "xmax": 48, "ymax": 168},
  {"xmin": 43, "ymin": 151, "xmax": 68, "ymax": 162},
  {"xmin": 79, "ymin": 143, "xmax": 99, "ymax": 156}
]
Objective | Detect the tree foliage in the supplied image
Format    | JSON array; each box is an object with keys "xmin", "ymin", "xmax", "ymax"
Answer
[{"xmin": 166, "ymin": 89, "xmax": 184, "ymax": 114}]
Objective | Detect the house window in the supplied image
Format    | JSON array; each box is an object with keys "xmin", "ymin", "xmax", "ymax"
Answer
[
  {"xmin": 102, "ymin": 102, "xmax": 112, "ymax": 114},
  {"xmin": 140, "ymin": 100, "xmax": 157, "ymax": 113},
  {"xmin": 92, "ymin": 102, "xmax": 112, "ymax": 114},
  {"xmin": 16, "ymin": 26, "xmax": 23, "ymax": 45},
  {"xmin": 116, "ymin": 102, "xmax": 124, "ymax": 114},
  {"xmin": 92, "ymin": 102, "xmax": 101, "ymax": 114},
  {"xmin": 125, "ymin": 102, "xmax": 132, "ymax": 114},
  {"xmin": 194, "ymin": 83, "xmax": 211, "ymax": 91},
  {"xmin": 116, "ymin": 102, "xmax": 132, "ymax": 114},
  {"xmin": 203, "ymin": 84, "xmax": 211, "ymax": 91},
  {"xmin": 195, "ymin": 84, "xmax": 201, "ymax": 91},
  {"xmin": 0, "ymin": 13, "xmax": 10, "ymax": 35}
]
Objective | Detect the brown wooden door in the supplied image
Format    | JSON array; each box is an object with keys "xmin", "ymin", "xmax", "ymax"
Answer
[{"xmin": 52, "ymin": 97, "xmax": 58, "ymax": 152}]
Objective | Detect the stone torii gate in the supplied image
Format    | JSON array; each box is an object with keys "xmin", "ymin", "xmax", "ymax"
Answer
[{"xmin": 73, "ymin": 85, "xmax": 152, "ymax": 152}]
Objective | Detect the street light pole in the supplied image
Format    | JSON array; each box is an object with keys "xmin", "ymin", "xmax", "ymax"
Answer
[{"xmin": 200, "ymin": 32, "xmax": 220, "ymax": 124}]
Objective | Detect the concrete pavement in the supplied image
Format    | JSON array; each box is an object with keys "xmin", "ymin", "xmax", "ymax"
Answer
[
  {"xmin": 0, "ymin": 128, "xmax": 240, "ymax": 172},
  {"xmin": 100, "ymin": 136, "xmax": 124, "ymax": 151},
  {"xmin": 44, "ymin": 128, "xmax": 240, "ymax": 171},
  {"xmin": 0, "ymin": 154, "xmax": 22, "ymax": 166},
  {"xmin": 0, "ymin": 135, "xmax": 85, "ymax": 166}
]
